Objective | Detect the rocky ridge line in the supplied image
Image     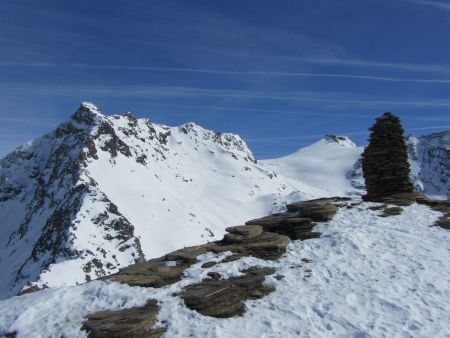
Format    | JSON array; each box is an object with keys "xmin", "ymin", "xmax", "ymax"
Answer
[{"xmin": 81, "ymin": 198, "xmax": 342, "ymax": 337}]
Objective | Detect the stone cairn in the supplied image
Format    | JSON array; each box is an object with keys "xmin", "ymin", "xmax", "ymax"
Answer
[{"xmin": 361, "ymin": 112, "xmax": 415, "ymax": 202}]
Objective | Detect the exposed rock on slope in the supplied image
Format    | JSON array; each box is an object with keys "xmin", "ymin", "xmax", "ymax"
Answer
[
  {"xmin": 407, "ymin": 131, "xmax": 450, "ymax": 199},
  {"xmin": 0, "ymin": 103, "xmax": 144, "ymax": 299},
  {"xmin": 82, "ymin": 198, "xmax": 337, "ymax": 335},
  {"xmin": 0, "ymin": 102, "xmax": 306, "ymax": 300}
]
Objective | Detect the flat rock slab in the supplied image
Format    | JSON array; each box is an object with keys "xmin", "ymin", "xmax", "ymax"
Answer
[
  {"xmin": 370, "ymin": 192, "xmax": 426, "ymax": 206},
  {"xmin": 212, "ymin": 231, "xmax": 291, "ymax": 260},
  {"xmin": 285, "ymin": 198, "xmax": 340, "ymax": 222},
  {"xmin": 245, "ymin": 216, "xmax": 316, "ymax": 240},
  {"xmin": 105, "ymin": 258, "xmax": 189, "ymax": 288},
  {"xmin": 180, "ymin": 267, "xmax": 276, "ymax": 318},
  {"xmin": 82, "ymin": 299, "xmax": 165, "ymax": 338}
]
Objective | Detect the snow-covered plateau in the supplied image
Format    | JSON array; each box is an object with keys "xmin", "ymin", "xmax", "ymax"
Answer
[{"xmin": 0, "ymin": 102, "xmax": 449, "ymax": 337}]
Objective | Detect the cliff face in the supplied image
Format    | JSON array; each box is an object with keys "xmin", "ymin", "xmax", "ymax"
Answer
[{"xmin": 407, "ymin": 131, "xmax": 450, "ymax": 200}]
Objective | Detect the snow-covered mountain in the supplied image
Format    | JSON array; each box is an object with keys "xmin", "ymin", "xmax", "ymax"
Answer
[
  {"xmin": 407, "ymin": 132, "xmax": 450, "ymax": 200},
  {"xmin": 262, "ymin": 135, "xmax": 363, "ymax": 197},
  {"xmin": 1, "ymin": 102, "xmax": 448, "ymax": 301},
  {"xmin": 347, "ymin": 132, "xmax": 450, "ymax": 200},
  {"xmin": 0, "ymin": 102, "xmax": 318, "ymax": 300}
]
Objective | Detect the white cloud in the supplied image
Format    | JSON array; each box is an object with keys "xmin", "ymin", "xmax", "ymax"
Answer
[
  {"xmin": 3, "ymin": 61, "xmax": 450, "ymax": 84},
  {"xmin": 409, "ymin": 0, "xmax": 450, "ymax": 11}
]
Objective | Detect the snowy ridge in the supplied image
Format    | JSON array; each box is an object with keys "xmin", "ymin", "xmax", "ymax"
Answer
[
  {"xmin": 261, "ymin": 135, "xmax": 364, "ymax": 197},
  {"xmin": 0, "ymin": 102, "xmax": 311, "ymax": 299},
  {"xmin": 1, "ymin": 202, "xmax": 449, "ymax": 337}
]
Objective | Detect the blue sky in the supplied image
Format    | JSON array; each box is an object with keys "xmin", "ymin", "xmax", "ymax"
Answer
[{"xmin": 1, "ymin": 0, "xmax": 450, "ymax": 158}]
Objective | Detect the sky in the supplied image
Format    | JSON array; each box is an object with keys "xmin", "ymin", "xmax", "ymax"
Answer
[{"xmin": 1, "ymin": 0, "xmax": 450, "ymax": 159}]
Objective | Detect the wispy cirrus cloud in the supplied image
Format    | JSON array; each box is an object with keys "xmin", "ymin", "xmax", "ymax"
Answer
[
  {"xmin": 4, "ymin": 61, "xmax": 450, "ymax": 84},
  {"xmin": 3, "ymin": 83, "xmax": 450, "ymax": 108},
  {"xmin": 407, "ymin": 0, "xmax": 450, "ymax": 11},
  {"xmin": 286, "ymin": 56, "xmax": 450, "ymax": 76}
]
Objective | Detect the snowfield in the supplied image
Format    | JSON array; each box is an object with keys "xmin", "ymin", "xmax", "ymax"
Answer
[
  {"xmin": 262, "ymin": 135, "xmax": 363, "ymax": 197},
  {"xmin": 1, "ymin": 201, "xmax": 449, "ymax": 338}
]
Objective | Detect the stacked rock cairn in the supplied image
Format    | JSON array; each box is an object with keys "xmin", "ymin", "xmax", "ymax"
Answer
[{"xmin": 361, "ymin": 112, "xmax": 415, "ymax": 202}]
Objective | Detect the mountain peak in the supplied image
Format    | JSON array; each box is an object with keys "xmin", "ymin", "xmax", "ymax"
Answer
[
  {"xmin": 71, "ymin": 102, "xmax": 105, "ymax": 125},
  {"xmin": 324, "ymin": 135, "xmax": 356, "ymax": 148}
]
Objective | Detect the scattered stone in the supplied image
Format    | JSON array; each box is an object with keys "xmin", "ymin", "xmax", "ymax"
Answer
[
  {"xmin": 207, "ymin": 271, "xmax": 221, "ymax": 280},
  {"xmin": 361, "ymin": 113, "xmax": 415, "ymax": 202},
  {"xmin": 301, "ymin": 258, "xmax": 312, "ymax": 263},
  {"xmin": 180, "ymin": 267, "xmax": 276, "ymax": 318},
  {"xmin": 82, "ymin": 299, "xmax": 164, "ymax": 338},
  {"xmin": 380, "ymin": 207, "xmax": 403, "ymax": 217},
  {"xmin": 274, "ymin": 274, "xmax": 284, "ymax": 280},
  {"xmin": 201, "ymin": 261, "xmax": 217, "ymax": 269}
]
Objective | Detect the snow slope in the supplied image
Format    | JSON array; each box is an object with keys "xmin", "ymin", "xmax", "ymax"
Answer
[
  {"xmin": 262, "ymin": 135, "xmax": 364, "ymax": 197},
  {"xmin": 0, "ymin": 102, "xmax": 319, "ymax": 299},
  {"xmin": 407, "ymin": 132, "xmax": 450, "ymax": 200},
  {"xmin": 1, "ymin": 201, "xmax": 449, "ymax": 337}
]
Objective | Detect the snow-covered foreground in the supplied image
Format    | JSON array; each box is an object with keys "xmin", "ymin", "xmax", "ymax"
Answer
[{"xmin": 1, "ymin": 202, "xmax": 449, "ymax": 338}]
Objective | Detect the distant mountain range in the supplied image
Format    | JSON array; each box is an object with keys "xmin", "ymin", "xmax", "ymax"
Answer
[{"xmin": 0, "ymin": 102, "xmax": 448, "ymax": 299}]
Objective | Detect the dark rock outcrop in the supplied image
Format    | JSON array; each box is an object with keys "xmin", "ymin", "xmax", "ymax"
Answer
[
  {"xmin": 82, "ymin": 300, "xmax": 165, "ymax": 338},
  {"xmin": 362, "ymin": 113, "xmax": 415, "ymax": 202},
  {"xmin": 246, "ymin": 197, "xmax": 344, "ymax": 240},
  {"xmin": 87, "ymin": 199, "xmax": 339, "ymax": 329},
  {"xmin": 180, "ymin": 267, "xmax": 276, "ymax": 318},
  {"xmin": 105, "ymin": 225, "xmax": 290, "ymax": 287}
]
